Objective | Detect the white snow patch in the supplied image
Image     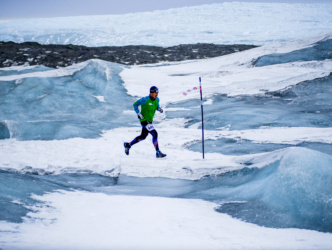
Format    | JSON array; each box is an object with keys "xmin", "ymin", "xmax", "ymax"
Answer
[
  {"xmin": 93, "ymin": 95, "xmax": 105, "ymax": 102},
  {"xmin": 2, "ymin": 191, "xmax": 332, "ymax": 250}
]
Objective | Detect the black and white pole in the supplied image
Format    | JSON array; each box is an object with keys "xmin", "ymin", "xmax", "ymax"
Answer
[{"xmin": 199, "ymin": 77, "xmax": 205, "ymax": 159}]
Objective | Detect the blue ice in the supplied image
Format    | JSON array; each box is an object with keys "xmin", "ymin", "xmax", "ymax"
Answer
[
  {"xmin": 214, "ymin": 148, "xmax": 332, "ymax": 232},
  {"xmin": 0, "ymin": 65, "xmax": 52, "ymax": 77},
  {"xmin": 180, "ymin": 74, "xmax": 332, "ymax": 155},
  {"xmin": 0, "ymin": 61, "xmax": 136, "ymax": 140},
  {"xmin": 254, "ymin": 38, "xmax": 332, "ymax": 67},
  {"xmin": 1, "ymin": 147, "xmax": 331, "ymax": 232}
]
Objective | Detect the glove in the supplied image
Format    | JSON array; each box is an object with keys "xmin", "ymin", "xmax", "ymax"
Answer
[
  {"xmin": 158, "ymin": 107, "xmax": 163, "ymax": 113},
  {"xmin": 137, "ymin": 113, "xmax": 144, "ymax": 120}
]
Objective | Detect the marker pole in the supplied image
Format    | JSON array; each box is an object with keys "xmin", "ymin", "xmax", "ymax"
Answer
[{"xmin": 199, "ymin": 77, "xmax": 205, "ymax": 159}]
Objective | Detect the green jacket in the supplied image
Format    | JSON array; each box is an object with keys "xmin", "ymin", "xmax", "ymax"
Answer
[{"xmin": 133, "ymin": 96, "xmax": 160, "ymax": 123}]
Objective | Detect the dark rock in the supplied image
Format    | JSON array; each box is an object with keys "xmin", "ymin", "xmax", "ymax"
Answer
[{"xmin": 0, "ymin": 41, "xmax": 258, "ymax": 68}]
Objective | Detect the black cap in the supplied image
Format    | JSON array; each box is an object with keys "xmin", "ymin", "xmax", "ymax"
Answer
[{"xmin": 150, "ymin": 86, "xmax": 159, "ymax": 93}]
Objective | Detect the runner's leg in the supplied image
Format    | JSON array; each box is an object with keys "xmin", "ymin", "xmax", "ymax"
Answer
[
  {"xmin": 130, "ymin": 126, "xmax": 149, "ymax": 146},
  {"xmin": 149, "ymin": 129, "xmax": 159, "ymax": 151}
]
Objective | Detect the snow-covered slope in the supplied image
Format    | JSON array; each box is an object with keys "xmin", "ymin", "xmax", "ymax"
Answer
[{"xmin": 0, "ymin": 2, "xmax": 331, "ymax": 46}]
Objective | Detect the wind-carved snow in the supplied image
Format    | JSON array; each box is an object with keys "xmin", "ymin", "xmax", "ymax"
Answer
[{"xmin": 0, "ymin": 2, "xmax": 331, "ymax": 46}]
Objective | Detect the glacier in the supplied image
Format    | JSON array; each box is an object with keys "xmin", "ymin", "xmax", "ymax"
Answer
[
  {"xmin": 0, "ymin": 2, "xmax": 331, "ymax": 47},
  {"xmin": 1, "ymin": 2, "xmax": 332, "ymax": 250}
]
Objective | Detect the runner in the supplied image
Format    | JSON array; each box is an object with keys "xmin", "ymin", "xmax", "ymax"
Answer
[{"xmin": 124, "ymin": 86, "xmax": 166, "ymax": 158}]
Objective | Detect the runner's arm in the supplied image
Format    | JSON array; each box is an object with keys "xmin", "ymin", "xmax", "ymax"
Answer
[{"xmin": 133, "ymin": 97, "xmax": 149, "ymax": 114}]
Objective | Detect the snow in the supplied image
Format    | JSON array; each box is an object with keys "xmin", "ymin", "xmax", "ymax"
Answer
[
  {"xmin": 2, "ymin": 192, "xmax": 332, "ymax": 250},
  {"xmin": 0, "ymin": 60, "xmax": 92, "ymax": 81},
  {"xmin": 0, "ymin": 2, "xmax": 331, "ymax": 46},
  {"xmin": 1, "ymin": 2, "xmax": 332, "ymax": 249},
  {"xmin": 121, "ymin": 32, "xmax": 332, "ymax": 101},
  {"xmin": 1, "ymin": 36, "xmax": 332, "ymax": 246}
]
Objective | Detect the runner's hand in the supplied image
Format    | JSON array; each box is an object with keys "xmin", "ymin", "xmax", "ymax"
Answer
[{"xmin": 158, "ymin": 107, "xmax": 163, "ymax": 113}]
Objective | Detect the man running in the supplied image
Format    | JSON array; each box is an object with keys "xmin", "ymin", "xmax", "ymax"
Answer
[{"xmin": 124, "ymin": 86, "xmax": 167, "ymax": 158}]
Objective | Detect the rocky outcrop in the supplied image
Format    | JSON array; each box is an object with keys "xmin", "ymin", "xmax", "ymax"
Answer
[{"xmin": 0, "ymin": 41, "xmax": 257, "ymax": 68}]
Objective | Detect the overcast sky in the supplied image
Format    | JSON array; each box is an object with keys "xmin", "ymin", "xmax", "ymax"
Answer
[{"xmin": 1, "ymin": 0, "xmax": 330, "ymax": 20}]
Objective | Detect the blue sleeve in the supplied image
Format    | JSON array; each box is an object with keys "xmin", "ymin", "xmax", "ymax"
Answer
[
  {"xmin": 133, "ymin": 96, "xmax": 149, "ymax": 114},
  {"xmin": 157, "ymin": 97, "xmax": 160, "ymax": 110}
]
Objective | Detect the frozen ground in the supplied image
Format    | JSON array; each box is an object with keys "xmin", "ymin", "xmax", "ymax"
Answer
[
  {"xmin": 1, "ymin": 192, "xmax": 332, "ymax": 250},
  {"xmin": 1, "ymin": 32, "xmax": 332, "ymax": 249},
  {"xmin": 1, "ymin": 1, "xmax": 332, "ymax": 248}
]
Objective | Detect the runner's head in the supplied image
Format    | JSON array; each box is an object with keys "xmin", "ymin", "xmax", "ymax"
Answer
[
  {"xmin": 150, "ymin": 86, "xmax": 159, "ymax": 93},
  {"xmin": 150, "ymin": 86, "xmax": 159, "ymax": 100}
]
